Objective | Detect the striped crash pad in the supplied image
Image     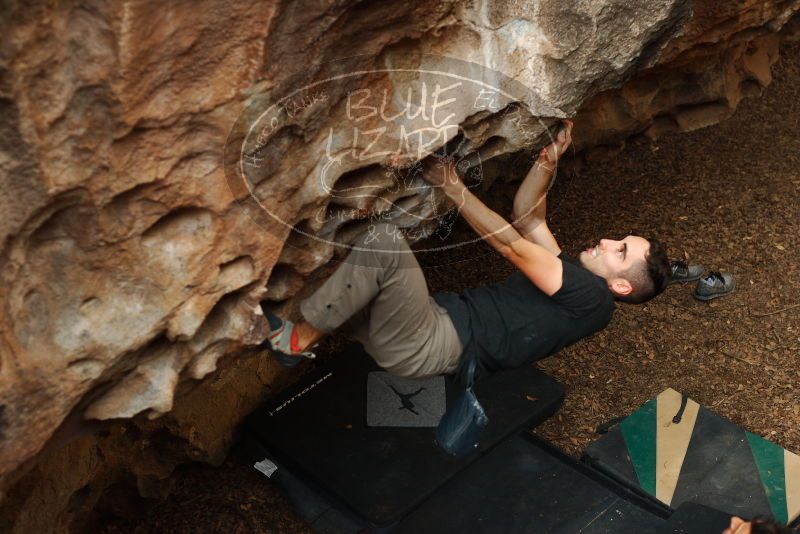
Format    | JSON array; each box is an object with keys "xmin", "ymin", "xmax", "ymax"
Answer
[{"xmin": 585, "ymin": 388, "xmax": 800, "ymax": 525}]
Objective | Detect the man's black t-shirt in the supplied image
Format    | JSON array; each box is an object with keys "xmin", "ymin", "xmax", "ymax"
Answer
[{"xmin": 432, "ymin": 253, "xmax": 615, "ymax": 375}]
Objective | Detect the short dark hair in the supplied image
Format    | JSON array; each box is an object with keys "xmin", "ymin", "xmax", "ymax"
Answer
[{"xmin": 615, "ymin": 238, "xmax": 670, "ymax": 304}]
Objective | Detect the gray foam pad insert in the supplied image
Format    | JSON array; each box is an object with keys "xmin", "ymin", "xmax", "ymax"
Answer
[{"xmin": 366, "ymin": 372, "xmax": 445, "ymax": 427}]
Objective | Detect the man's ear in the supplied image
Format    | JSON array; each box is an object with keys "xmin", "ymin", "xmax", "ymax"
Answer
[{"xmin": 608, "ymin": 278, "xmax": 633, "ymax": 296}]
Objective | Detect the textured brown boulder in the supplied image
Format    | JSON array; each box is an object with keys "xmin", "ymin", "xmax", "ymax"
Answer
[{"xmin": 0, "ymin": 0, "xmax": 798, "ymax": 529}]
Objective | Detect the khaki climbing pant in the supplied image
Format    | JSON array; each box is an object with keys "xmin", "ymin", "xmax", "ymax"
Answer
[{"xmin": 300, "ymin": 223, "xmax": 463, "ymax": 378}]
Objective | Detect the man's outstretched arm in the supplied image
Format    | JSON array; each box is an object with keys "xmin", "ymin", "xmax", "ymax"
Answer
[
  {"xmin": 511, "ymin": 120, "xmax": 573, "ymax": 256},
  {"xmin": 422, "ymin": 159, "xmax": 564, "ymax": 296}
]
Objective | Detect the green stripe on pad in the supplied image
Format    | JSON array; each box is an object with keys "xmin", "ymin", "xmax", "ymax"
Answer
[
  {"xmin": 620, "ymin": 398, "xmax": 657, "ymax": 496},
  {"xmin": 746, "ymin": 431, "xmax": 788, "ymax": 524}
]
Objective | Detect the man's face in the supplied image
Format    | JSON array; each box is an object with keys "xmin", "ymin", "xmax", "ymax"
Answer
[{"xmin": 578, "ymin": 235, "xmax": 651, "ymax": 288}]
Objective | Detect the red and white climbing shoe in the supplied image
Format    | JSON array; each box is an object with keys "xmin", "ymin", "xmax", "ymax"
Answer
[{"xmin": 262, "ymin": 310, "xmax": 316, "ymax": 367}]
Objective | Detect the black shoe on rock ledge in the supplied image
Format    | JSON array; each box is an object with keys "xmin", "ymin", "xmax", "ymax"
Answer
[
  {"xmin": 693, "ymin": 271, "xmax": 735, "ymax": 301},
  {"xmin": 669, "ymin": 260, "xmax": 705, "ymax": 284}
]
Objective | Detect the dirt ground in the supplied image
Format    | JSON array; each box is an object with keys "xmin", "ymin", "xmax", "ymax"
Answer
[{"xmin": 99, "ymin": 42, "xmax": 800, "ymax": 533}]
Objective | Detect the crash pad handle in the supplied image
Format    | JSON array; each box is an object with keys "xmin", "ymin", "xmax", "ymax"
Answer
[
  {"xmin": 595, "ymin": 416, "xmax": 626, "ymax": 434},
  {"xmin": 672, "ymin": 393, "xmax": 689, "ymax": 424}
]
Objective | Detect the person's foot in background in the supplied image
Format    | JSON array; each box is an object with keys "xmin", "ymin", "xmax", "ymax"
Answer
[
  {"xmin": 694, "ymin": 271, "xmax": 736, "ymax": 301},
  {"xmin": 669, "ymin": 260, "xmax": 705, "ymax": 284}
]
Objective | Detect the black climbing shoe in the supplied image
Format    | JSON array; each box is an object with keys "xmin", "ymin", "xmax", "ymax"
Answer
[
  {"xmin": 693, "ymin": 271, "xmax": 735, "ymax": 301},
  {"xmin": 669, "ymin": 260, "xmax": 705, "ymax": 284}
]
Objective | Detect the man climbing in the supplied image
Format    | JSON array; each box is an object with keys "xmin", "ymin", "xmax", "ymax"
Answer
[{"xmin": 262, "ymin": 120, "xmax": 671, "ymax": 379}]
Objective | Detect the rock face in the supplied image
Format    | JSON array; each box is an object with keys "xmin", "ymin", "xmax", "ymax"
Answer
[{"xmin": 0, "ymin": 0, "xmax": 798, "ymax": 529}]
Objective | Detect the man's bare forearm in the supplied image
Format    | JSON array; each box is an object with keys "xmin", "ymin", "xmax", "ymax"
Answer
[
  {"xmin": 512, "ymin": 157, "xmax": 554, "ymax": 229},
  {"xmin": 440, "ymin": 179, "xmax": 525, "ymax": 255},
  {"xmin": 423, "ymin": 160, "xmax": 564, "ymax": 294}
]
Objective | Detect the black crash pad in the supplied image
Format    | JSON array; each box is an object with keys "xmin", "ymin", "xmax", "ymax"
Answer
[
  {"xmin": 244, "ymin": 343, "xmax": 564, "ymax": 526},
  {"xmin": 395, "ymin": 432, "xmax": 670, "ymax": 534},
  {"xmin": 657, "ymin": 502, "xmax": 732, "ymax": 534},
  {"xmin": 244, "ymin": 440, "xmax": 370, "ymax": 534}
]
